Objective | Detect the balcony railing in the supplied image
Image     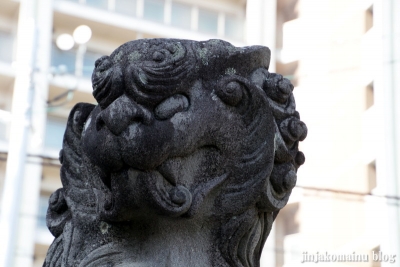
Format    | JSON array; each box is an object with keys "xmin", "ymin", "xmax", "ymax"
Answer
[
  {"xmin": 62, "ymin": 0, "xmax": 244, "ymax": 41},
  {"xmin": 44, "ymin": 116, "xmax": 68, "ymax": 151},
  {"xmin": 37, "ymin": 195, "xmax": 49, "ymax": 230}
]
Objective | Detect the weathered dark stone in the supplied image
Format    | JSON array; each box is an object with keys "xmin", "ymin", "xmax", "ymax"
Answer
[{"xmin": 43, "ymin": 39, "xmax": 307, "ymax": 267}]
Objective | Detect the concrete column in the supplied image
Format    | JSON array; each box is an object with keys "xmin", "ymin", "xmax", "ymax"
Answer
[
  {"xmin": 0, "ymin": 0, "xmax": 37, "ymax": 266},
  {"xmin": 245, "ymin": 0, "xmax": 276, "ymax": 71},
  {"xmin": 13, "ymin": 0, "xmax": 53, "ymax": 266},
  {"xmin": 246, "ymin": 0, "xmax": 263, "ymax": 45},
  {"xmin": 164, "ymin": 0, "xmax": 172, "ymax": 25},
  {"xmin": 374, "ymin": 0, "xmax": 400, "ymax": 264},
  {"xmin": 136, "ymin": 0, "xmax": 144, "ymax": 18}
]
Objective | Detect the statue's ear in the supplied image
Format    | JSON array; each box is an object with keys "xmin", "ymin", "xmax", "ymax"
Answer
[
  {"xmin": 214, "ymin": 73, "xmax": 274, "ymax": 132},
  {"xmin": 256, "ymin": 71, "xmax": 307, "ymax": 212}
]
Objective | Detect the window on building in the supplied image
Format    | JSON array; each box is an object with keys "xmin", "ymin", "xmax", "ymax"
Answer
[
  {"xmin": 277, "ymin": 60, "xmax": 299, "ymax": 87},
  {"xmin": 51, "ymin": 44, "xmax": 101, "ymax": 78},
  {"xmin": 276, "ymin": 0, "xmax": 299, "ymax": 56},
  {"xmin": 0, "ymin": 31, "xmax": 13, "ymax": 63},
  {"xmin": 367, "ymin": 160, "xmax": 377, "ymax": 192},
  {"xmin": 85, "ymin": 0, "xmax": 109, "ymax": 10},
  {"xmin": 143, "ymin": 0, "xmax": 165, "ymax": 23},
  {"xmin": 51, "ymin": 45, "xmax": 76, "ymax": 75},
  {"xmin": 115, "ymin": 0, "xmax": 137, "ymax": 17},
  {"xmin": 83, "ymin": 50, "xmax": 103, "ymax": 78},
  {"xmin": 365, "ymin": 5, "xmax": 373, "ymax": 33},
  {"xmin": 366, "ymin": 82, "xmax": 374, "ymax": 109},
  {"xmin": 171, "ymin": 2, "xmax": 191, "ymax": 29},
  {"xmin": 37, "ymin": 195, "xmax": 50, "ymax": 230},
  {"xmin": 198, "ymin": 8, "xmax": 218, "ymax": 35},
  {"xmin": 225, "ymin": 14, "xmax": 243, "ymax": 40},
  {"xmin": 44, "ymin": 117, "xmax": 67, "ymax": 151}
]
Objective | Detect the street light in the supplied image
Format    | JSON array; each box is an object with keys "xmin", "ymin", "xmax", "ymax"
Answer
[
  {"xmin": 48, "ymin": 25, "xmax": 93, "ymax": 107},
  {"xmin": 56, "ymin": 25, "xmax": 92, "ymax": 77},
  {"xmin": 73, "ymin": 25, "xmax": 92, "ymax": 45},
  {"xmin": 56, "ymin": 25, "xmax": 92, "ymax": 48},
  {"xmin": 55, "ymin": 33, "xmax": 74, "ymax": 51}
]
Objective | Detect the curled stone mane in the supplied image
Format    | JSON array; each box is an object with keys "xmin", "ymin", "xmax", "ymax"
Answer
[
  {"xmin": 43, "ymin": 39, "xmax": 307, "ymax": 267},
  {"xmin": 216, "ymin": 70, "xmax": 306, "ymax": 267}
]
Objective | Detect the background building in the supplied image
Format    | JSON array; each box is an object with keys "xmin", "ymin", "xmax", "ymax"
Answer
[
  {"xmin": 268, "ymin": 1, "xmax": 400, "ymax": 267},
  {"xmin": 0, "ymin": 0, "xmax": 398, "ymax": 266}
]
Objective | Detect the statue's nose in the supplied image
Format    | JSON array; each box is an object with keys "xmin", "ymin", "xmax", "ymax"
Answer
[{"xmin": 96, "ymin": 94, "xmax": 153, "ymax": 135}]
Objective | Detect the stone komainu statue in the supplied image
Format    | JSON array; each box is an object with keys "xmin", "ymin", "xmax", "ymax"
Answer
[{"xmin": 44, "ymin": 39, "xmax": 307, "ymax": 267}]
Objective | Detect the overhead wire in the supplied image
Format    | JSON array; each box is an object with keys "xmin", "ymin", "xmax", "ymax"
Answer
[{"xmin": 296, "ymin": 185, "xmax": 400, "ymax": 201}]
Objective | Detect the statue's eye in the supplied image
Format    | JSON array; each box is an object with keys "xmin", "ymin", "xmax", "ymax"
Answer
[
  {"xmin": 155, "ymin": 94, "xmax": 189, "ymax": 120},
  {"xmin": 216, "ymin": 81, "xmax": 243, "ymax": 106}
]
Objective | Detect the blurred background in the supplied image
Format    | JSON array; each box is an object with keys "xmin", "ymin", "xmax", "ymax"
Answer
[{"xmin": 0, "ymin": 0, "xmax": 398, "ymax": 266}]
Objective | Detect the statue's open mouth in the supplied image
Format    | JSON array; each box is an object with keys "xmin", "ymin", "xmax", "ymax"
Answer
[
  {"xmin": 93, "ymin": 144, "xmax": 227, "ymax": 221},
  {"xmin": 97, "ymin": 159, "xmax": 179, "ymax": 192}
]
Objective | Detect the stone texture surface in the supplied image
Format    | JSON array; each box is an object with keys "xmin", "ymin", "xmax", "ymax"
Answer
[{"xmin": 43, "ymin": 38, "xmax": 307, "ymax": 267}]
